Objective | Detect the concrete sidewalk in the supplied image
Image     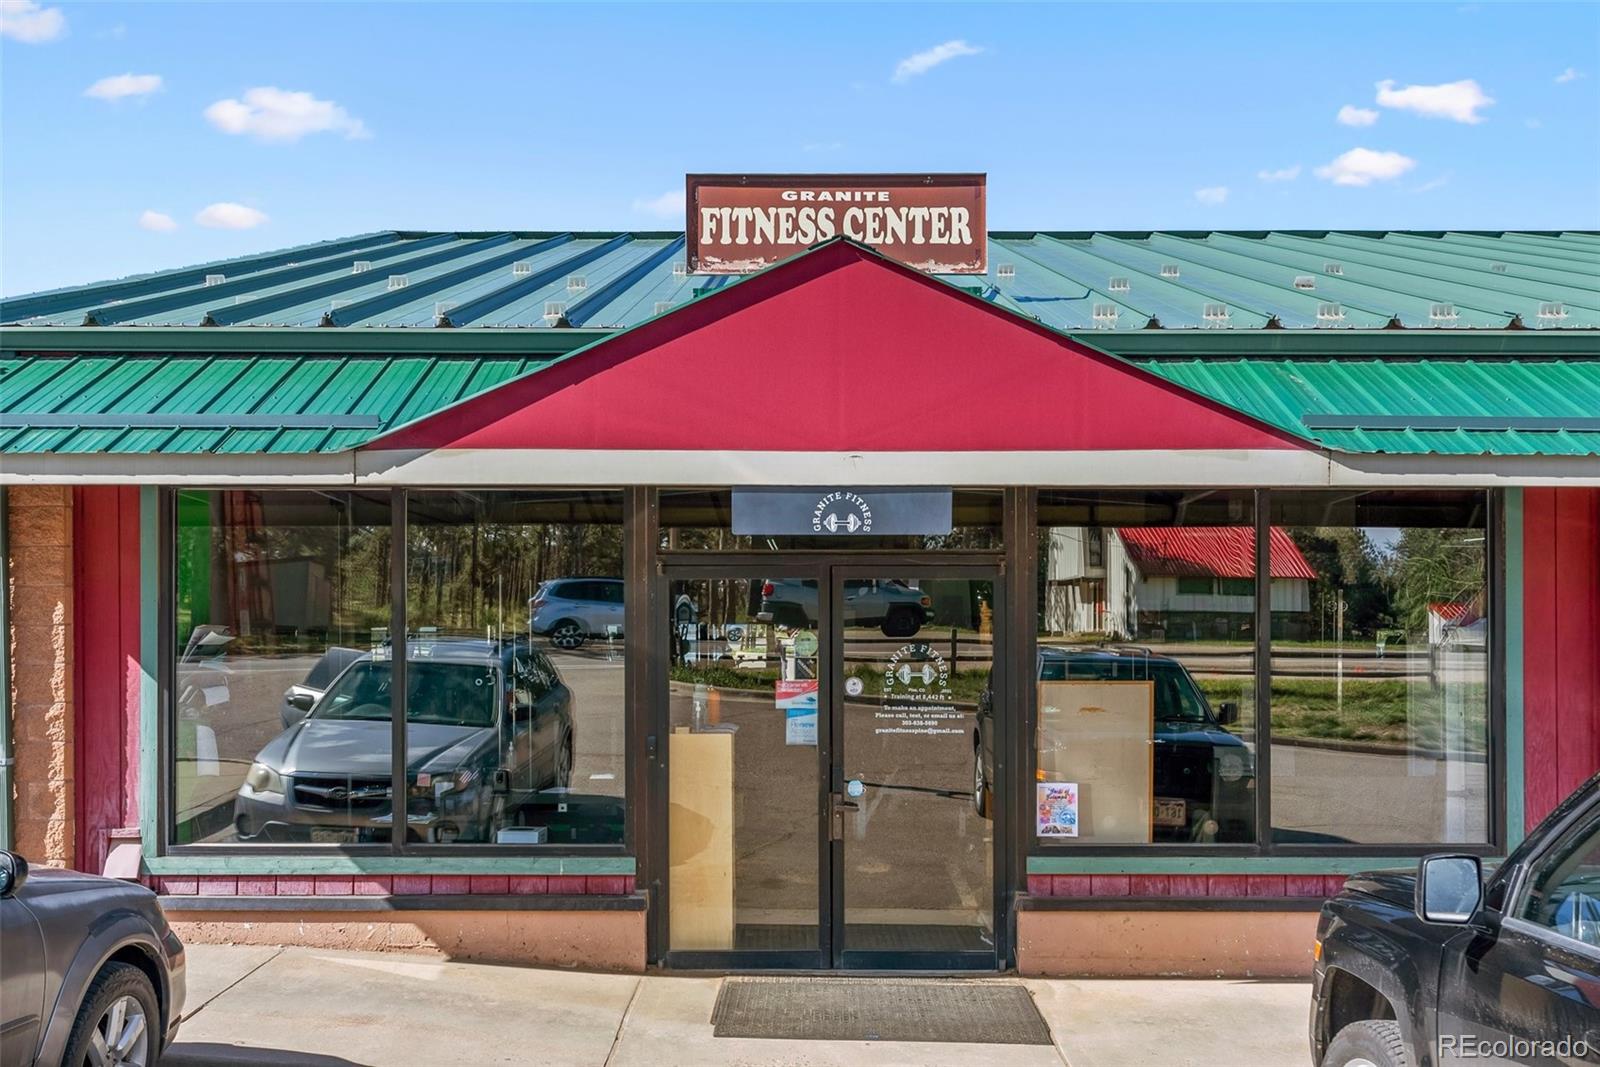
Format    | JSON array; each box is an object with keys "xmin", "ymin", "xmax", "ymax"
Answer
[{"xmin": 166, "ymin": 944, "xmax": 1311, "ymax": 1067}]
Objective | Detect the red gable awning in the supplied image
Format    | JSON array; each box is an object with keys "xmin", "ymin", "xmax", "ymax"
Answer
[{"xmin": 1117, "ymin": 526, "xmax": 1317, "ymax": 580}]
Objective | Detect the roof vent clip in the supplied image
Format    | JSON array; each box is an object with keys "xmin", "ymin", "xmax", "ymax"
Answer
[
  {"xmin": 1293, "ymin": 275, "xmax": 1316, "ymax": 291},
  {"xmin": 566, "ymin": 274, "xmax": 588, "ymax": 292},
  {"xmin": 1091, "ymin": 303, "xmax": 1120, "ymax": 327},
  {"xmin": 1316, "ymin": 302, "xmax": 1345, "ymax": 321},
  {"xmin": 995, "ymin": 263, "xmax": 1016, "ymax": 280},
  {"xmin": 1323, "ymin": 262, "xmax": 1344, "ymax": 276},
  {"xmin": 671, "ymin": 261, "xmax": 689, "ymax": 278},
  {"xmin": 1159, "ymin": 264, "xmax": 1180, "ymax": 279},
  {"xmin": 1202, "ymin": 303, "xmax": 1230, "ymax": 323},
  {"xmin": 387, "ymin": 275, "xmax": 409, "ymax": 291},
  {"xmin": 543, "ymin": 301, "xmax": 566, "ymax": 323},
  {"xmin": 204, "ymin": 274, "xmax": 226, "ymax": 287},
  {"xmin": 1429, "ymin": 303, "xmax": 1458, "ymax": 322},
  {"xmin": 351, "ymin": 261, "xmax": 372, "ymax": 275},
  {"xmin": 1108, "ymin": 277, "xmax": 1131, "ymax": 293},
  {"xmin": 1538, "ymin": 301, "xmax": 1568, "ymax": 320},
  {"xmin": 512, "ymin": 261, "xmax": 533, "ymax": 276}
]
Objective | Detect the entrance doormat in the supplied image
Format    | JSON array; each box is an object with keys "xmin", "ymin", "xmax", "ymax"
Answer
[{"xmin": 710, "ymin": 977, "xmax": 1053, "ymax": 1045}]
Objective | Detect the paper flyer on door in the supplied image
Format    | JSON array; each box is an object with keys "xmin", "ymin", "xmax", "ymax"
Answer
[
  {"xmin": 775, "ymin": 679, "xmax": 819, "ymax": 746},
  {"xmin": 1037, "ymin": 782, "xmax": 1080, "ymax": 837}
]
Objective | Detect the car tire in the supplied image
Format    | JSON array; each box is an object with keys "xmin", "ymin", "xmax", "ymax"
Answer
[
  {"xmin": 972, "ymin": 741, "xmax": 990, "ymax": 818},
  {"xmin": 881, "ymin": 608, "xmax": 921, "ymax": 638},
  {"xmin": 1324, "ymin": 1019, "xmax": 1410, "ymax": 1067},
  {"xmin": 549, "ymin": 619, "xmax": 587, "ymax": 650},
  {"xmin": 554, "ymin": 729, "xmax": 574, "ymax": 788},
  {"xmin": 62, "ymin": 960, "xmax": 159, "ymax": 1067}
]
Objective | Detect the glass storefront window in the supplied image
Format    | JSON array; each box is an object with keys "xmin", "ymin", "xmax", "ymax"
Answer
[
  {"xmin": 173, "ymin": 490, "xmax": 392, "ymax": 845},
  {"xmin": 405, "ymin": 491, "xmax": 625, "ymax": 846},
  {"xmin": 1035, "ymin": 491, "xmax": 1259, "ymax": 845},
  {"xmin": 1268, "ymin": 491, "xmax": 1490, "ymax": 845}
]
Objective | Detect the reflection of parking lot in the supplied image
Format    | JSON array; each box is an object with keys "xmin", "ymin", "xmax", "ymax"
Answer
[{"xmin": 178, "ymin": 641, "xmax": 626, "ymax": 844}]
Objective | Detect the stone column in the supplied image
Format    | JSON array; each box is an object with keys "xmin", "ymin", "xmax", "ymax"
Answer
[{"xmin": 6, "ymin": 486, "xmax": 75, "ymax": 868}]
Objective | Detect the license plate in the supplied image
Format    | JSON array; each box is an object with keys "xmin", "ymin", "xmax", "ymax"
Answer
[
  {"xmin": 311, "ymin": 828, "xmax": 357, "ymax": 844},
  {"xmin": 1153, "ymin": 798, "xmax": 1187, "ymax": 828}
]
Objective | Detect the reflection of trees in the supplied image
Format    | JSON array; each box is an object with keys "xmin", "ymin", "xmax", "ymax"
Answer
[
  {"xmin": 408, "ymin": 522, "xmax": 623, "ymax": 632},
  {"xmin": 1288, "ymin": 526, "xmax": 1484, "ymax": 640}
]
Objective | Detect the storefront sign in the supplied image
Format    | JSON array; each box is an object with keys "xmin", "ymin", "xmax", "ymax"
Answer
[
  {"xmin": 731, "ymin": 487, "xmax": 952, "ymax": 537},
  {"xmin": 686, "ymin": 174, "xmax": 987, "ymax": 274}
]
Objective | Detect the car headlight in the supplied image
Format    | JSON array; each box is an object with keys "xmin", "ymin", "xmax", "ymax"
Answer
[
  {"xmin": 1216, "ymin": 750, "xmax": 1247, "ymax": 783},
  {"xmin": 244, "ymin": 762, "xmax": 286, "ymax": 794}
]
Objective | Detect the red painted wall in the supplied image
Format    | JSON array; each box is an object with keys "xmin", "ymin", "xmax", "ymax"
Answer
[
  {"xmin": 72, "ymin": 486, "xmax": 142, "ymax": 874},
  {"xmin": 1523, "ymin": 487, "xmax": 1600, "ymax": 830},
  {"xmin": 370, "ymin": 242, "xmax": 1308, "ymax": 454}
]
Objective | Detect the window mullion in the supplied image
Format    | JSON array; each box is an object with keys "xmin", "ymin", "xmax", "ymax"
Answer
[
  {"xmin": 390, "ymin": 488, "xmax": 407, "ymax": 856},
  {"xmin": 1255, "ymin": 488, "xmax": 1272, "ymax": 853}
]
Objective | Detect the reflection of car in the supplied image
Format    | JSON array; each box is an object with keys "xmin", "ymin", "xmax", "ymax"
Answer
[
  {"xmin": 529, "ymin": 578, "xmax": 625, "ymax": 649},
  {"xmin": 760, "ymin": 578, "xmax": 932, "ymax": 637},
  {"xmin": 280, "ymin": 645, "xmax": 365, "ymax": 728},
  {"xmin": 1, "ymin": 850, "xmax": 186, "ymax": 1067},
  {"xmin": 235, "ymin": 637, "xmax": 574, "ymax": 844},
  {"xmin": 973, "ymin": 647, "xmax": 1252, "ymax": 841},
  {"xmin": 1311, "ymin": 773, "xmax": 1600, "ymax": 1067}
]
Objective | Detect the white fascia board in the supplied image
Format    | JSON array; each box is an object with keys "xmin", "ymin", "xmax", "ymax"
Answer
[
  {"xmin": 0, "ymin": 451, "xmax": 357, "ymax": 485},
  {"xmin": 355, "ymin": 448, "xmax": 1337, "ymax": 487}
]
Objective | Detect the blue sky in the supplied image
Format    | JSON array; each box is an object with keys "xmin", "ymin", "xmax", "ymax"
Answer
[{"xmin": 2, "ymin": 1, "xmax": 1597, "ymax": 294}]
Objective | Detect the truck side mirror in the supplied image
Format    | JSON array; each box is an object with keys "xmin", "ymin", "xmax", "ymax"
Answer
[
  {"xmin": 1216, "ymin": 702, "xmax": 1239, "ymax": 726},
  {"xmin": 0, "ymin": 850, "xmax": 28, "ymax": 897},
  {"xmin": 1416, "ymin": 854, "xmax": 1482, "ymax": 924}
]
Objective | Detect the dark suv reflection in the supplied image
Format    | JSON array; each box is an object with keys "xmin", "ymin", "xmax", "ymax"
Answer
[
  {"xmin": 974, "ymin": 647, "xmax": 1254, "ymax": 843},
  {"xmin": 234, "ymin": 637, "xmax": 574, "ymax": 844}
]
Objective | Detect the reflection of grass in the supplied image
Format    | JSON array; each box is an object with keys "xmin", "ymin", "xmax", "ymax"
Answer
[
  {"xmin": 1197, "ymin": 677, "xmax": 1486, "ymax": 749},
  {"xmin": 670, "ymin": 664, "xmax": 992, "ymax": 701}
]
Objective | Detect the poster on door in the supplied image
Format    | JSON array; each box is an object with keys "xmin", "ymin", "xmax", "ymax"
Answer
[{"xmin": 775, "ymin": 679, "xmax": 818, "ymax": 746}]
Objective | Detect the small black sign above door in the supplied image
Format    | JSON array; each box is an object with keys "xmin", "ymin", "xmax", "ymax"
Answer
[{"xmin": 731, "ymin": 488, "xmax": 953, "ymax": 536}]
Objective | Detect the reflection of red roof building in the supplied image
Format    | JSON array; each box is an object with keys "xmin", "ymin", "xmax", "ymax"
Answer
[
  {"xmin": 1117, "ymin": 527, "xmax": 1317, "ymax": 580},
  {"xmin": 1429, "ymin": 600, "xmax": 1483, "ymax": 626}
]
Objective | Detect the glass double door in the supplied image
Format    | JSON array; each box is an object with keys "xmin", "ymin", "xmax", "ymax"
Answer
[{"xmin": 662, "ymin": 566, "xmax": 1000, "ymax": 969}]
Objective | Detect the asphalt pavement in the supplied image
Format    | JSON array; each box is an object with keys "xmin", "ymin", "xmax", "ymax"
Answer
[{"xmin": 165, "ymin": 944, "xmax": 1313, "ymax": 1067}]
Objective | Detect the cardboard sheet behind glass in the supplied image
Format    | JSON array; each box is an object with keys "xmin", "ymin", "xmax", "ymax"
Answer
[{"xmin": 1036, "ymin": 680, "xmax": 1154, "ymax": 843}]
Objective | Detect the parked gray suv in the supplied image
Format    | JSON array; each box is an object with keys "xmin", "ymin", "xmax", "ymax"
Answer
[{"xmin": 1, "ymin": 850, "xmax": 186, "ymax": 1066}]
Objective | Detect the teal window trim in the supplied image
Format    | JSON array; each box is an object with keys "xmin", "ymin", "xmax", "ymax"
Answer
[
  {"xmin": 1026, "ymin": 855, "xmax": 1504, "ymax": 876},
  {"xmin": 1504, "ymin": 487, "xmax": 1526, "ymax": 847},
  {"xmin": 140, "ymin": 487, "xmax": 160, "ymax": 860},
  {"xmin": 143, "ymin": 855, "xmax": 634, "ymax": 876}
]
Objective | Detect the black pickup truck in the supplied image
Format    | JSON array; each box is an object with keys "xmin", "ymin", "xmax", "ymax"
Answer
[{"xmin": 1312, "ymin": 773, "xmax": 1600, "ymax": 1066}]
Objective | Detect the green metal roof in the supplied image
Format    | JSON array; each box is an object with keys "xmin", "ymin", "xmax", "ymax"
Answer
[
  {"xmin": 5, "ymin": 230, "xmax": 1597, "ymax": 331},
  {"xmin": 1134, "ymin": 358, "xmax": 1600, "ymax": 457},
  {"xmin": 4, "ymin": 347, "xmax": 1597, "ymax": 458},
  {"xmin": 0, "ymin": 353, "xmax": 557, "ymax": 455}
]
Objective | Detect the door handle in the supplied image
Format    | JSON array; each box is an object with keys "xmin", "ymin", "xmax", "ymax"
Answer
[{"xmin": 829, "ymin": 793, "xmax": 857, "ymax": 841}]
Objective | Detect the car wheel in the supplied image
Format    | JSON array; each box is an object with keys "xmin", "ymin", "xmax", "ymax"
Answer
[
  {"xmin": 62, "ymin": 960, "xmax": 158, "ymax": 1067},
  {"xmin": 881, "ymin": 608, "xmax": 921, "ymax": 638},
  {"xmin": 554, "ymin": 729, "xmax": 574, "ymax": 788},
  {"xmin": 549, "ymin": 619, "xmax": 586, "ymax": 650},
  {"xmin": 972, "ymin": 742, "xmax": 990, "ymax": 818},
  {"xmin": 1324, "ymin": 1020, "xmax": 1410, "ymax": 1067}
]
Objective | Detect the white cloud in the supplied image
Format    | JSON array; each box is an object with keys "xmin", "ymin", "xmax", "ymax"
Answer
[
  {"xmin": 195, "ymin": 202, "xmax": 268, "ymax": 229},
  {"xmin": 84, "ymin": 73, "xmax": 163, "ymax": 101},
  {"xmin": 1374, "ymin": 78, "xmax": 1494, "ymax": 123},
  {"xmin": 204, "ymin": 87, "xmax": 369, "ymax": 142},
  {"xmin": 0, "ymin": 0, "xmax": 65, "ymax": 42},
  {"xmin": 632, "ymin": 189, "xmax": 685, "ymax": 219},
  {"xmin": 1193, "ymin": 186, "xmax": 1229, "ymax": 205},
  {"xmin": 1315, "ymin": 148, "xmax": 1418, "ymax": 187},
  {"xmin": 1413, "ymin": 173, "xmax": 1451, "ymax": 193},
  {"xmin": 138, "ymin": 210, "xmax": 177, "ymax": 232},
  {"xmin": 892, "ymin": 40, "xmax": 982, "ymax": 83},
  {"xmin": 803, "ymin": 140, "xmax": 845, "ymax": 153},
  {"xmin": 1257, "ymin": 164, "xmax": 1302, "ymax": 182},
  {"xmin": 1337, "ymin": 104, "xmax": 1379, "ymax": 127},
  {"xmin": 1525, "ymin": 117, "xmax": 1543, "ymax": 129},
  {"xmin": 1556, "ymin": 67, "xmax": 1584, "ymax": 84}
]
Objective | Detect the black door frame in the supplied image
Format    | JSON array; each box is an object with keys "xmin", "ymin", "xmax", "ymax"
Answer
[{"xmin": 651, "ymin": 554, "xmax": 1008, "ymax": 972}]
